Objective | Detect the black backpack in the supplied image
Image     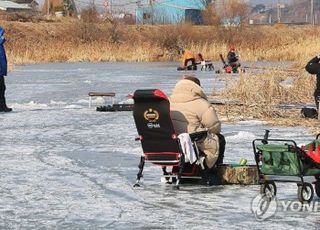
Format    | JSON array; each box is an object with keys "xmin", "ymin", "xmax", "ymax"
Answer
[
  {"xmin": 305, "ymin": 62, "xmax": 319, "ymax": 75},
  {"xmin": 227, "ymin": 52, "xmax": 238, "ymax": 63},
  {"xmin": 301, "ymin": 107, "xmax": 318, "ymax": 119}
]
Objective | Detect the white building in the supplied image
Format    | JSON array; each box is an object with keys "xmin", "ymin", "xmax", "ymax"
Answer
[{"xmin": 0, "ymin": 0, "xmax": 32, "ymax": 11}]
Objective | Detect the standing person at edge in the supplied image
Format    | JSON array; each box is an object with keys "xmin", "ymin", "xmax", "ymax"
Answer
[
  {"xmin": 169, "ymin": 76, "xmax": 225, "ymax": 185},
  {"xmin": 0, "ymin": 27, "xmax": 12, "ymax": 112},
  {"xmin": 305, "ymin": 54, "xmax": 320, "ymax": 109}
]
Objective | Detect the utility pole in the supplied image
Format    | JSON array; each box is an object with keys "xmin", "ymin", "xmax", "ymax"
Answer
[
  {"xmin": 136, "ymin": 0, "xmax": 142, "ymax": 8},
  {"xmin": 136, "ymin": 0, "xmax": 141, "ymax": 24},
  {"xmin": 104, "ymin": 0, "xmax": 109, "ymax": 18},
  {"xmin": 221, "ymin": 0, "xmax": 226, "ymax": 18},
  {"xmin": 277, "ymin": 0, "xmax": 281, "ymax": 23},
  {"xmin": 149, "ymin": 0, "xmax": 154, "ymax": 24},
  {"xmin": 269, "ymin": 13, "xmax": 272, "ymax": 24},
  {"xmin": 311, "ymin": 0, "xmax": 315, "ymax": 25},
  {"xmin": 110, "ymin": 0, "xmax": 112, "ymax": 16},
  {"xmin": 47, "ymin": 0, "xmax": 50, "ymax": 16}
]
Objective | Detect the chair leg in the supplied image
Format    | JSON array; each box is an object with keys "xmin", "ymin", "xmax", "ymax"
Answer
[
  {"xmin": 133, "ymin": 156, "xmax": 145, "ymax": 187},
  {"xmin": 176, "ymin": 154, "xmax": 185, "ymax": 189},
  {"xmin": 162, "ymin": 166, "xmax": 172, "ymax": 184},
  {"xmin": 162, "ymin": 167, "xmax": 168, "ymax": 175},
  {"xmin": 200, "ymin": 167, "xmax": 209, "ymax": 185}
]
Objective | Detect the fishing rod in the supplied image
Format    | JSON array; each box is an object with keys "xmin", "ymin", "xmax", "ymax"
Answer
[{"xmin": 219, "ymin": 53, "xmax": 227, "ymax": 68}]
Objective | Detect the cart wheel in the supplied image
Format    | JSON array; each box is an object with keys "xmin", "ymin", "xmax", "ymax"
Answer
[
  {"xmin": 298, "ymin": 183, "xmax": 314, "ymax": 203},
  {"xmin": 260, "ymin": 181, "xmax": 277, "ymax": 198},
  {"xmin": 315, "ymin": 180, "xmax": 320, "ymax": 198}
]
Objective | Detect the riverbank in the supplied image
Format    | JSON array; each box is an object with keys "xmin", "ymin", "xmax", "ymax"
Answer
[
  {"xmin": 3, "ymin": 20, "xmax": 320, "ymax": 132},
  {"xmin": 209, "ymin": 68, "xmax": 320, "ymax": 134},
  {"xmin": 2, "ymin": 20, "xmax": 320, "ymax": 66}
]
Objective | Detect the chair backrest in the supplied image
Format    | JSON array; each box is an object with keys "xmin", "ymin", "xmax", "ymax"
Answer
[{"xmin": 133, "ymin": 89, "xmax": 181, "ymax": 166}]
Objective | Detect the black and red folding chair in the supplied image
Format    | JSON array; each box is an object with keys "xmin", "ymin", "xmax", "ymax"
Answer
[{"xmin": 132, "ymin": 89, "xmax": 207, "ymax": 188}]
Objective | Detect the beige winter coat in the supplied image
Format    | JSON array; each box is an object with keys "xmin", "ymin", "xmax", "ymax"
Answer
[{"xmin": 170, "ymin": 79, "xmax": 221, "ymax": 168}]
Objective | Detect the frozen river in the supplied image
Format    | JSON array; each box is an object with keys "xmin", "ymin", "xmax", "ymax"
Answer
[{"xmin": 0, "ymin": 62, "xmax": 319, "ymax": 229}]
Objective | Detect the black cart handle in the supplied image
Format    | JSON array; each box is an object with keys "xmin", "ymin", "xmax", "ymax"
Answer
[{"xmin": 262, "ymin": 130, "xmax": 270, "ymax": 144}]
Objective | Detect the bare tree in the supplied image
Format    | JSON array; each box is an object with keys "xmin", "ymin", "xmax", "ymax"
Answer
[
  {"xmin": 202, "ymin": 4, "xmax": 221, "ymax": 26},
  {"xmin": 224, "ymin": 0, "xmax": 250, "ymax": 25},
  {"xmin": 80, "ymin": 3, "xmax": 99, "ymax": 23}
]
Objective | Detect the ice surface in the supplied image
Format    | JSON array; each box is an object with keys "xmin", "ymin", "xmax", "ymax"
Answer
[{"xmin": 0, "ymin": 62, "xmax": 318, "ymax": 229}]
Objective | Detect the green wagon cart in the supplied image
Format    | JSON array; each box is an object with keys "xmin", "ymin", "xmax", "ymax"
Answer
[{"xmin": 253, "ymin": 131, "xmax": 320, "ymax": 203}]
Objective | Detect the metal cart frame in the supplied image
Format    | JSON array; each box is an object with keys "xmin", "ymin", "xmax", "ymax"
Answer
[{"xmin": 252, "ymin": 131, "xmax": 320, "ymax": 203}]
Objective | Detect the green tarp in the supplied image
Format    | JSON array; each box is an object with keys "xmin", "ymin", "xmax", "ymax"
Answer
[
  {"xmin": 257, "ymin": 144, "xmax": 301, "ymax": 176},
  {"xmin": 257, "ymin": 142, "xmax": 320, "ymax": 176}
]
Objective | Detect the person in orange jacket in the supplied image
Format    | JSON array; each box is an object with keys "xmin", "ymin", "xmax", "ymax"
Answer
[{"xmin": 180, "ymin": 49, "xmax": 196, "ymax": 70}]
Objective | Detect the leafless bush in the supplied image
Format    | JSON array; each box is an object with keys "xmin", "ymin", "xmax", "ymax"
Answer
[
  {"xmin": 3, "ymin": 11, "xmax": 46, "ymax": 22},
  {"xmin": 80, "ymin": 5, "xmax": 100, "ymax": 23},
  {"xmin": 72, "ymin": 21, "xmax": 103, "ymax": 42},
  {"xmin": 202, "ymin": 6, "xmax": 221, "ymax": 26},
  {"xmin": 103, "ymin": 16, "xmax": 124, "ymax": 44},
  {"xmin": 106, "ymin": 21, "xmax": 122, "ymax": 43},
  {"xmin": 133, "ymin": 26, "xmax": 174, "ymax": 56}
]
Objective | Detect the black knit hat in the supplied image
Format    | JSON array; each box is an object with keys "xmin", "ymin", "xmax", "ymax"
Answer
[{"xmin": 183, "ymin": 76, "xmax": 201, "ymax": 86}]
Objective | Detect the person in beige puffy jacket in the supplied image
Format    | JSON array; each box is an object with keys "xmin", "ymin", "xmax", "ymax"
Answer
[{"xmin": 170, "ymin": 76, "xmax": 225, "ymax": 170}]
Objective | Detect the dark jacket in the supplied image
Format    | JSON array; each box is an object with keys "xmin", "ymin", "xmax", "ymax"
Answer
[
  {"xmin": 0, "ymin": 27, "xmax": 7, "ymax": 77},
  {"xmin": 227, "ymin": 51, "xmax": 238, "ymax": 63},
  {"xmin": 305, "ymin": 56, "xmax": 320, "ymax": 75}
]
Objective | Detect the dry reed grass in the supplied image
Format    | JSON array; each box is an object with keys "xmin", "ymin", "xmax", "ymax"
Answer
[
  {"xmin": 213, "ymin": 70, "xmax": 320, "ymax": 134},
  {"xmin": 2, "ymin": 20, "xmax": 320, "ymax": 66}
]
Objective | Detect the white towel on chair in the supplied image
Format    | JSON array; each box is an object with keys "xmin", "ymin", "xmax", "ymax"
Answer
[{"xmin": 178, "ymin": 133, "xmax": 197, "ymax": 164}]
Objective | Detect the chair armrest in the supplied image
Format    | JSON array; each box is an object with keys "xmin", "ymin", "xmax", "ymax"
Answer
[{"xmin": 189, "ymin": 131, "xmax": 207, "ymax": 142}]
